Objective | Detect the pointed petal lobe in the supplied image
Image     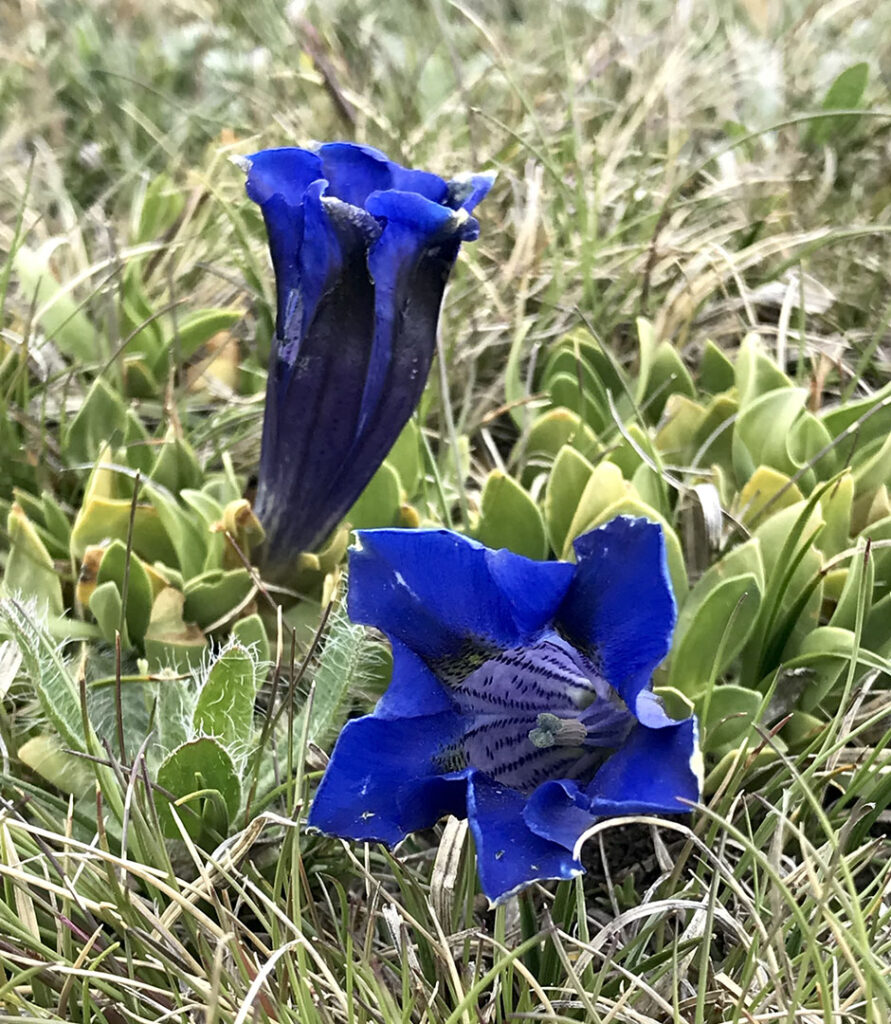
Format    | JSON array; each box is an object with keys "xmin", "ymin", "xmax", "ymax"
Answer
[
  {"xmin": 307, "ymin": 712, "xmax": 468, "ymax": 847},
  {"xmin": 348, "ymin": 529, "xmax": 576, "ymax": 661}
]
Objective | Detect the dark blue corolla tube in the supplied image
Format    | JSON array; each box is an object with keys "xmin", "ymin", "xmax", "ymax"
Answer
[{"xmin": 243, "ymin": 142, "xmax": 492, "ymax": 569}]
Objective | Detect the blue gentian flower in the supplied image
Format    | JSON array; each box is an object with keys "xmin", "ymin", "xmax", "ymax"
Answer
[
  {"xmin": 308, "ymin": 515, "xmax": 702, "ymax": 904},
  {"xmin": 243, "ymin": 142, "xmax": 493, "ymax": 567}
]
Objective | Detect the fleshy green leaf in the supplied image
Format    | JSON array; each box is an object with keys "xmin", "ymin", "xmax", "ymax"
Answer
[
  {"xmin": 158, "ymin": 308, "xmax": 242, "ymax": 368},
  {"xmin": 735, "ymin": 333, "xmax": 792, "ymax": 407},
  {"xmin": 13, "ymin": 240, "xmax": 95, "ymax": 362},
  {"xmin": 737, "ymin": 466, "xmax": 803, "ymax": 525},
  {"xmin": 808, "ymin": 62, "xmax": 869, "ymax": 145},
  {"xmin": 89, "ymin": 580, "xmax": 126, "ymax": 646},
  {"xmin": 520, "ymin": 408, "xmax": 600, "ymax": 486},
  {"xmin": 154, "ymin": 737, "xmax": 240, "ymax": 840},
  {"xmin": 544, "ymin": 446, "xmax": 594, "ymax": 556},
  {"xmin": 65, "ymin": 377, "xmax": 128, "ymax": 465},
  {"xmin": 232, "ymin": 614, "xmax": 270, "ymax": 666},
  {"xmin": 347, "ymin": 460, "xmax": 402, "ymax": 531},
  {"xmin": 671, "ymin": 573, "xmax": 762, "ymax": 699},
  {"xmin": 476, "ymin": 471, "xmax": 548, "ymax": 560},
  {"xmin": 386, "ymin": 420, "xmax": 422, "ymax": 497},
  {"xmin": 1, "ymin": 504, "xmax": 64, "ymax": 616},
  {"xmin": 193, "ymin": 644, "xmax": 259, "ymax": 757},
  {"xmin": 703, "ymin": 684, "xmax": 762, "ymax": 752},
  {"xmin": 143, "ymin": 587, "xmax": 207, "ymax": 672},
  {"xmin": 183, "ymin": 568, "xmax": 254, "ymax": 630},
  {"xmin": 699, "ymin": 340, "xmax": 735, "ymax": 394},
  {"xmin": 96, "ymin": 540, "xmax": 153, "ymax": 646}
]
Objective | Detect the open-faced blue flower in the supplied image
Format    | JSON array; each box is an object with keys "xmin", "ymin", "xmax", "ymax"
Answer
[
  {"xmin": 242, "ymin": 142, "xmax": 493, "ymax": 568},
  {"xmin": 308, "ymin": 515, "xmax": 702, "ymax": 904}
]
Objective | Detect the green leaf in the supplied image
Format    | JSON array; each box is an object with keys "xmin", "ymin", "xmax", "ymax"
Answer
[
  {"xmin": 13, "ymin": 240, "xmax": 95, "ymax": 362},
  {"xmin": 642, "ymin": 342, "xmax": 696, "ymax": 423},
  {"xmin": 65, "ymin": 377, "xmax": 128, "ymax": 465},
  {"xmin": 654, "ymin": 395, "xmax": 706, "ymax": 462},
  {"xmin": 158, "ymin": 308, "xmax": 242, "ymax": 368},
  {"xmin": 733, "ymin": 387, "xmax": 808, "ymax": 482},
  {"xmin": 347, "ymin": 460, "xmax": 402, "ymax": 531},
  {"xmin": 549, "ymin": 371, "xmax": 609, "ymax": 434},
  {"xmin": 605, "ymin": 422, "xmax": 655, "ymax": 480},
  {"xmin": 737, "ymin": 466, "xmax": 803, "ymax": 525},
  {"xmin": 469, "ymin": 471, "xmax": 547, "ymax": 559},
  {"xmin": 795, "ymin": 626, "xmax": 857, "ymax": 712},
  {"xmin": 520, "ymin": 409, "xmax": 600, "ymax": 487},
  {"xmin": 71, "ymin": 494, "xmax": 177, "ymax": 567},
  {"xmin": 154, "ymin": 738, "xmax": 240, "ymax": 840},
  {"xmin": 144, "ymin": 482, "xmax": 207, "ymax": 578},
  {"xmin": 819, "ymin": 473, "xmax": 853, "ymax": 556},
  {"xmin": 120, "ymin": 264, "xmax": 163, "ymax": 364},
  {"xmin": 1, "ymin": 505, "xmax": 64, "ymax": 616},
  {"xmin": 746, "ymin": 498, "xmax": 825, "ymax": 679},
  {"xmin": 735, "ymin": 333, "xmax": 792, "ymax": 407},
  {"xmin": 821, "ymin": 381, "xmax": 891, "ymax": 452},
  {"xmin": 193, "ymin": 645, "xmax": 259, "ymax": 757},
  {"xmin": 133, "ymin": 174, "xmax": 185, "ymax": 243},
  {"xmin": 0, "ymin": 600, "xmax": 88, "ymax": 754},
  {"xmin": 544, "ymin": 446, "xmax": 594, "ymax": 556},
  {"xmin": 302, "ymin": 606, "xmax": 390, "ymax": 748},
  {"xmin": 476, "ymin": 471, "xmax": 548, "ymax": 560},
  {"xmin": 183, "ymin": 568, "xmax": 254, "ymax": 630},
  {"xmin": 788, "ymin": 412, "xmax": 836, "ymax": 482},
  {"xmin": 96, "ymin": 540, "xmax": 153, "ymax": 646},
  {"xmin": 691, "ymin": 393, "xmax": 737, "ymax": 477},
  {"xmin": 149, "ymin": 429, "xmax": 203, "ymax": 494},
  {"xmin": 829, "ymin": 543, "xmax": 874, "ymax": 632},
  {"xmin": 634, "ymin": 316, "xmax": 657, "ymax": 406},
  {"xmin": 781, "ymin": 711, "xmax": 825, "ymax": 750},
  {"xmin": 703, "ymin": 684, "xmax": 762, "ymax": 752},
  {"xmin": 231, "ymin": 614, "xmax": 270, "ymax": 666},
  {"xmin": 143, "ymin": 587, "xmax": 207, "ymax": 672},
  {"xmin": 40, "ymin": 493, "xmax": 72, "ymax": 551},
  {"xmin": 386, "ymin": 419, "xmax": 422, "ymax": 497},
  {"xmin": 17, "ymin": 734, "xmax": 92, "ymax": 798},
  {"xmin": 669, "ymin": 573, "xmax": 762, "ymax": 700},
  {"xmin": 122, "ymin": 357, "xmax": 160, "ymax": 398},
  {"xmin": 852, "ymin": 432, "xmax": 891, "ymax": 502},
  {"xmin": 808, "ymin": 62, "xmax": 869, "ymax": 145},
  {"xmin": 699, "ymin": 340, "xmax": 735, "ymax": 394},
  {"xmin": 89, "ymin": 581, "xmax": 126, "ymax": 646}
]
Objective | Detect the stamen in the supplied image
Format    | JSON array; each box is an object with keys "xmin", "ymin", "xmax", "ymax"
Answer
[{"xmin": 528, "ymin": 713, "xmax": 587, "ymax": 749}]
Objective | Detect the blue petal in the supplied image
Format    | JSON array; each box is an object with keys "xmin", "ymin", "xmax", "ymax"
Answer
[
  {"xmin": 374, "ymin": 640, "xmax": 455, "ymax": 719},
  {"xmin": 523, "ymin": 719, "xmax": 702, "ymax": 852},
  {"xmin": 349, "ymin": 189, "xmax": 461, "ymax": 443},
  {"xmin": 585, "ymin": 718, "xmax": 701, "ymax": 816},
  {"xmin": 318, "ymin": 142, "xmax": 448, "ymax": 208},
  {"xmin": 307, "ymin": 712, "xmax": 468, "ymax": 847},
  {"xmin": 348, "ymin": 529, "xmax": 576, "ymax": 661},
  {"xmin": 467, "ymin": 772, "xmax": 582, "ymax": 904},
  {"xmin": 254, "ymin": 185, "xmax": 379, "ymax": 562},
  {"xmin": 523, "ymin": 779, "xmax": 597, "ymax": 852},
  {"xmin": 557, "ymin": 516, "xmax": 676, "ymax": 715},
  {"xmin": 297, "ymin": 188, "xmax": 481, "ymax": 538},
  {"xmin": 445, "ymin": 172, "xmax": 496, "ymax": 218},
  {"xmin": 246, "ymin": 148, "xmax": 324, "ymax": 336},
  {"xmin": 245, "ymin": 147, "xmax": 322, "ymax": 208}
]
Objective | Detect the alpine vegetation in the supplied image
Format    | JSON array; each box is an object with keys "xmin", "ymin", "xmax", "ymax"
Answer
[
  {"xmin": 308, "ymin": 516, "xmax": 701, "ymax": 902},
  {"xmin": 243, "ymin": 142, "xmax": 492, "ymax": 569}
]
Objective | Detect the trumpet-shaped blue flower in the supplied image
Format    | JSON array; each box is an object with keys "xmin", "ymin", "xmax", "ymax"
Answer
[
  {"xmin": 308, "ymin": 516, "xmax": 702, "ymax": 904},
  {"xmin": 243, "ymin": 142, "xmax": 492, "ymax": 567}
]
